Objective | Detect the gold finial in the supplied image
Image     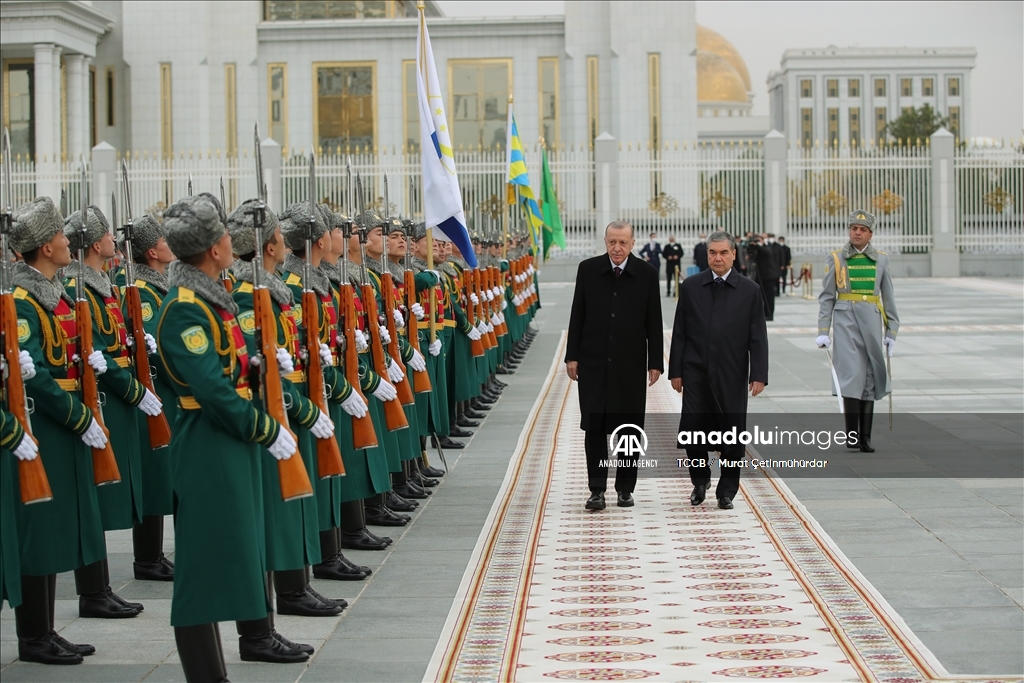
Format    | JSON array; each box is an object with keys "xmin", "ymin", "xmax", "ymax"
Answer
[{"xmin": 508, "ymin": 93, "xmax": 513, "ymax": 104}]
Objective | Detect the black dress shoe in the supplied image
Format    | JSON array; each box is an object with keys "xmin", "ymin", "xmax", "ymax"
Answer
[
  {"xmin": 134, "ymin": 555, "xmax": 174, "ymax": 581},
  {"xmin": 585, "ymin": 492, "xmax": 606, "ymax": 510},
  {"xmin": 497, "ymin": 365, "xmax": 516, "ymax": 374},
  {"xmin": 690, "ymin": 484, "xmax": 708, "ymax": 506},
  {"xmin": 337, "ymin": 553, "xmax": 372, "ymax": 575},
  {"xmin": 420, "ymin": 463, "xmax": 446, "ymax": 477},
  {"xmin": 435, "ymin": 435, "xmax": 465, "ymax": 449},
  {"xmin": 718, "ymin": 496, "xmax": 734, "ymax": 510},
  {"xmin": 469, "ymin": 400, "xmax": 491, "ymax": 412},
  {"xmin": 456, "ymin": 416, "xmax": 479, "ymax": 428},
  {"xmin": 616, "ymin": 492, "xmax": 634, "ymax": 507},
  {"xmin": 463, "ymin": 409, "xmax": 486, "ymax": 419},
  {"xmin": 305, "ymin": 585, "xmax": 348, "ymax": 610},
  {"xmin": 338, "ymin": 530, "xmax": 389, "ymax": 551},
  {"xmin": 385, "ymin": 490, "xmax": 418, "ymax": 511},
  {"xmin": 50, "ymin": 631, "xmax": 95, "ymax": 656},
  {"xmin": 18, "ymin": 635, "xmax": 83, "ymax": 665},
  {"xmin": 407, "ymin": 480, "xmax": 432, "ymax": 496},
  {"xmin": 394, "ymin": 482, "xmax": 429, "ymax": 500},
  {"xmin": 448, "ymin": 425, "xmax": 473, "ymax": 437},
  {"xmin": 491, "ymin": 379, "xmax": 508, "ymax": 388},
  {"xmin": 276, "ymin": 588, "xmax": 344, "ymax": 616},
  {"xmin": 79, "ymin": 591, "xmax": 140, "ymax": 619},
  {"xmin": 107, "ymin": 588, "xmax": 144, "ymax": 612},
  {"xmin": 364, "ymin": 528, "xmax": 394, "ymax": 545},
  {"xmin": 273, "ymin": 630, "xmax": 314, "ymax": 655},
  {"xmin": 314, "ymin": 553, "xmax": 372, "ymax": 579},
  {"xmin": 411, "ymin": 473, "xmax": 438, "ymax": 488},
  {"xmin": 365, "ymin": 505, "xmax": 409, "ymax": 527},
  {"xmin": 475, "ymin": 394, "xmax": 496, "ymax": 405},
  {"xmin": 239, "ymin": 633, "xmax": 309, "ymax": 663}
]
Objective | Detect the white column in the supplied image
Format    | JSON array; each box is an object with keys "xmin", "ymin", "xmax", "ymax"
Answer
[
  {"xmin": 763, "ymin": 130, "xmax": 788, "ymax": 237},
  {"xmin": 32, "ymin": 44, "xmax": 55, "ymax": 164},
  {"xmin": 52, "ymin": 47, "xmax": 63, "ymax": 162},
  {"xmin": 593, "ymin": 132, "xmax": 619, "ymax": 253},
  {"xmin": 82, "ymin": 57, "xmax": 93, "ymax": 160},
  {"xmin": 66, "ymin": 55, "xmax": 85, "ymax": 170},
  {"xmin": 930, "ymin": 128, "xmax": 958, "ymax": 277}
]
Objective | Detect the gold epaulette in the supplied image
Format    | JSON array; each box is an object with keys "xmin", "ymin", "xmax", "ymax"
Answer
[
  {"xmin": 237, "ymin": 282, "xmax": 254, "ymax": 293},
  {"xmin": 286, "ymin": 273, "xmax": 301, "ymax": 286},
  {"xmin": 13, "ymin": 287, "xmax": 27, "ymax": 300},
  {"xmin": 179, "ymin": 287, "xmax": 195, "ymax": 303}
]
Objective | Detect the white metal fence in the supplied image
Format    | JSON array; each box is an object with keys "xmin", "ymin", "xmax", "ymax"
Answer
[{"xmin": 954, "ymin": 144, "xmax": 1023, "ymax": 254}]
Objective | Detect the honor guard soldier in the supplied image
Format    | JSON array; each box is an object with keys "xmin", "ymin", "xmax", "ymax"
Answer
[
  {"xmin": 116, "ymin": 214, "xmax": 176, "ymax": 581},
  {"xmin": 817, "ymin": 210, "xmax": 900, "ymax": 452},
  {"xmin": 10, "ymin": 197, "xmax": 107, "ymax": 664},
  {"xmin": 157, "ymin": 195, "xmax": 307, "ymax": 680}
]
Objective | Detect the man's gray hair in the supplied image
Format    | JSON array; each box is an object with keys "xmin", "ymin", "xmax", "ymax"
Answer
[
  {"xmin": 604, "ymin": 220, "xmax": 634, "ymax": 238},
  {"xmin": 707, "ymin": 230, "xmax": 736, "ymax": 250}
]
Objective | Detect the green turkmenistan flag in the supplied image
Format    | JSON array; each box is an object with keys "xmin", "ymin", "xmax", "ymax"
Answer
[{"xmin": 539, "ymin": 146, "xmax": 566, "ymax": 260}]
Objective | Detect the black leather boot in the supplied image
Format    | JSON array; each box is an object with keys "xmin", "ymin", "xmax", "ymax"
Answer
[
  {"xmin": 76, "ymin": 561, "xmax": 140, "ymax": 618},
  {"xmin": 385, "ymin": 490, "xmax": 418, "ymax": 511},
  {"xmin": 859, "ymin": 401, "xmax": 875, "ymax": 453},
  {"xmin": 843, "ymin": 398, "xmax": 861, "ymax": 449},
  {"xmin": 175, "ymin": 623, "xmax": 229, "ymax": 681},
  {"xmin": 237, "ymin": 616, "xmax": 308, "ymax": 663},
  {"xmin": 365, "ymin": 504, "xmax": 409, "ymax": 527},
  {"xmin": 133, "ymin": 515, "xmax": 174, "ymax": 581},
  {"xmin": 274, "ymin": 569, "xmax": 343, "ymax": 616},
  {"xmin": 16, "ymin": 575, "xmax": 84, "ymax": 665}
]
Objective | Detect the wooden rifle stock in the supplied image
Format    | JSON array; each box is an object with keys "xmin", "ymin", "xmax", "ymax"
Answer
[
  {"xmin": 1, "ymin": 293, "xmax": 52, "ymax": 504},
  {"xmin": 253, "ymin": 285, "xmax": 313, "ymax": 501},
  {"xmin": 76, "ymin": 299, "xmax": 120, "ymax": 485},
  {"xmin": 124, "ymin": 283, "xmax": 171, "ymax": 448},
  {"xmin": 380, "ymin": 272, "xmax": 415, "ymax": 405},
  {"xmin": 491, "ymin": 267, "xmax": 508, "ymax": 336},
  {"xmin": 340, "ymin": 283, "xmax": 377, "ymax": 449},
  {"xmin": 464, "ymin": 271, "xmax": 484, "ymax": 358},
  {"xmin": 361, "ymin": 283, "xmax": 408, "ymax": 432},
  {"xmin": 475, "ymin": 269, "xmax": 497, "ymax": 349},
  {"xmin": 403, "ymin": 270, "xmax": 431, "ymax": 392},
  {"xmin": 301, "ymin": 288, "xmax": 344, "ymax": 478}
]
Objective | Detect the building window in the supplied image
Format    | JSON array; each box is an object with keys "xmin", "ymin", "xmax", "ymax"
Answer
[
  {"xmin": 647, "ymin": 54, "xmax": 660, "ymax": 151},
  {"xmin": 264, "ymin": 0, "xmax": 406, "ymax": 20},
  {"xmin": 3, "ymin": 60, "xmax": 35, "ymax": 158},
  {"xmin": 848, "ymin": 78, "xmax": 859, "ymax": 98},
  {"xmin": 448, "ymin": 59, "xmax": 511, "ymax": 151},
  {"xmin": 827, "ymin": 108, "xmax": 838, "ymax": 148},
  {"xmin": 874, "ymin": 78, "xmax": 886, "ymax": 97},
  {"xmin": 800, "ymin": 79, "xmax": 812, "ymax": 98},
  {"xmin": 948, "ymin": 77, "xmax": 959, "ymax": 97},
  {"xmin": 268, "ymin": 64, "xmax": 287, "ymax": 152},
  {"xmin": 160, "ymin": 63, "xmax": 173, "ymax": 158},
  {"xmin": 105, "ymin": 67, "xmax": 115, "ymax": 127},
  {"xmin": 587, "ymin": 56, "xmax": 599, "ymax": 148},
  {"xmin": 539, "ymin": 57, "xmax": 559, "ymax": 149},
  {"xmin": 848, "ymin": 107, "xmax": 860, "ymax": 146},
  {"xmin": 826, "ymin": 79, "xmax": 838, "ymax": 98},
  {"xmin": 402, "ymin": 60, "xmax": 419, "ymax": 151},
  {"xmin": 314, "ymin": 62, "xmax": 376, "ymax": 152},
  {"xmin": 800, "ymin": 107, "xmax": 812, "ymax": 147},
  {"xmin": 875, "ymin": 107, "xmax": 886, "ymax": 144},
  {"xmin": 900, "ymin": 78, "xmax": 912, "ymax": 97},
  {"xmin": 948, "ymin": 106, "xmax": 960, "ymax": 138},
  {"xmin": 922, "ymin": 78, "xmax": 933, "ymax": 97},
  {"xmin": 224, "ymin": 64, "xmax": 237, "ymax": 157}
]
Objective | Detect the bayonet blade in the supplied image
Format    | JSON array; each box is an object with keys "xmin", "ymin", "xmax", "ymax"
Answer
[
  {"xmin": 219, "ymin": 176, "xmax": 226, "ymax": 213},
  {"xmin": 308, "ymin": 146, "xmax": 316, "ymax": 221},
  {"xmin": 60, "ymin": 188, "xmax": 67, "ymax": 218},
  {"xmin": 254, "ymin": 123, "xmax": 265, "ymax": 204},
  {"xmin": 187, "ymin": 174, "xmax": 193, "ymax": 197},
  {"xmin": 110, "ymin": 191, "xmax": 117, "ymax": 235},
  {"xmin": 121, "ymin": 160, "xmax": 134, "ymax": 222},
  {"xmin": 2, "ymin": 128, "xmax": 12, "ymax": 215}
]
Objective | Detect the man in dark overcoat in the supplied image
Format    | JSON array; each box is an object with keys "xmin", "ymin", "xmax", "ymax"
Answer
[
  {"xmin": 693, "ymin": 234, "xmax": 708, "ymax": 272},
  {"xmin": 565, "ymin": 221, "xmax": 663, "ymax": 510},
  {"xmin": 754, "ymin": 235, "xmax": 779, "ymax": 321},
  {"xmin": 669, "ymin": 231, "xmax": 768, "ymax": 510}
]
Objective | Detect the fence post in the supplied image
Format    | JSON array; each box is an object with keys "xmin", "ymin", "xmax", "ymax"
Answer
[
  {"xmin": 593, "ymin": 132, "xmax": 619, "ymax": 252},
  {"xmin": 764, "ymin": 130, "xmax": 787, "ymax": 239},
  {"xmin": 930, "ymin": 128, "xmax": 958, "ymax": 276},
  {"xmin": 260, "ymin": 137, "xmax": 282, "ymax": 211},
  {"xmin": 91, "ymin": 141, "xmax": 117, "ymax": 226}
]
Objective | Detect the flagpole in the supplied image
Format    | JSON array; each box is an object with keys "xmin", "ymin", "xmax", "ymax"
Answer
[{"xmin": 418, "ymin": 1, "xmax": 437, "ymax": 345}]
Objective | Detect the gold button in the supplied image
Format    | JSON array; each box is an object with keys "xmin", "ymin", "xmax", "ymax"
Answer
[{"xmin": 862, "ymin": 295, "xmax": 868, "ymax": 301}]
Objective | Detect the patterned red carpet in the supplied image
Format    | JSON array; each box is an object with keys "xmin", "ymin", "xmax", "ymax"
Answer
[{"xmin": 424, "ymin": 334, "xmax": 999, "ymax": 682}]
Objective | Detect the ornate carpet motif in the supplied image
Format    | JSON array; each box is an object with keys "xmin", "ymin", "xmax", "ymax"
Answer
[{"xmin": 424, "ymin": 332, "xmax": 1009, "ymax": 682}]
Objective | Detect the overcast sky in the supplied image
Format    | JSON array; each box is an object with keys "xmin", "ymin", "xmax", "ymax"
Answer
[{"xmin": 435, "ymin": 1, "xmax": 1023, "ymax": 142}]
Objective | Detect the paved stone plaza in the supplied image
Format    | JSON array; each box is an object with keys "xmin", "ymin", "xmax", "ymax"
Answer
[{"xmin": 1, "ymin": 275, "xmax": 1021, "ymax": 682}]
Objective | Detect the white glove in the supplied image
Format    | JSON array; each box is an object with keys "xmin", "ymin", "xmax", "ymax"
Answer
[
  {"xmin": 884, "ymin": 337, "xmax": 896, "ymax": 357},
  {"xmin": 429, "ymin": 269, "xmax": 442, "ymax": 284},
  {"xmin": 378, "ymin": 325, "xmax": 392, "ymax": 345},
  {"xmin": 18, "ymin": 349, "xmax": 35, "ymax": 380},
  {"xmin": 498, "ymin": 312, "xmax": 506, "ymax": 323},
  {"xmin": 485, "ymin": 289, "xmax": 494, "ymax": 301},
  {"xmin": 411, "ymin": 303, "xmax": 425, "ymax": 320},
  {"xmin": 513, "ymin": 294, "xmax": 522, "ymax": 306},
  {"xmin": 354, "ymin": 329, "xmax": 369, "ymax": 352},
  {"xmin": 319, "ymin": 343, "xmax": 333, "ymax": 367},
  {"xmin": 491, "ymin": 313, "xmax": 501, "ymax": 327},
  {"xmin": 529, "ymin": 284, "xmax": 536, "ymax": 295},
  {"xmin": 145, "ymin": 332, "xmax": 157, "ymax": 355},
  {"xmin": 392, "ymin": 308, "xmax": 405, "ymax": 328},
  {"xmin": 486, "ymin": 322, "xmax": 494, "ymax": 334},
  {"xmin": 310, "ymin": 410, "xmax": 335, "ymax": 439},
  {"xmin": 815, "ymin": 335, "xmax": 832, "ymax": 349},
  {"xmin": 138, "ymin": 389, "xmax": 163, "ymax": 417},
  {"xmin": 386, "ymin": 357, "xmax": 405, "ymax": 383},
  {"xmin": 13, "ymin": 435, "xmax": 38, "ymax": 461},
  {"xmin": 492, "ymin": 286, "xmax": 502, "ymax": 299},
  {"xmin": 428, "ymin": 339, "xmax": 442, "ymax": 357},
  {"xmin": 527, "ymin": 265, "xmax": 535, "ymax": 275},
  {"xmin": 470, "ymin": 293, "xmax": 480, "ymax": 305},
  {"xmin": 501, "ymin": 298, "xmax": 508, "ymax": 310},
  {"xmin": 477, "ymin": 321, "xmax": 489, "ymax": 335},
  {"xmin": 276, "ymin": 347, "xmax": 295, "ymax": 376},
  {"xmin": 268, "ymin": 428, "xmax": 296, "ymax": 460},
  {"xmin": 408, "ymin": 348, "xmax": 427, "ymax": 372},
  {"xmin": 81, "ymin": 418, "xmax": 108, "ymax": 448},
  {"xmin": 88, "ymin": 350, "xmax": 107, "ymax": 375},
  {"xmin": 340, "ymin": 391, "xmax": 368, "ymax": 418},
  {"xmin": 467, "ymin": 326, "xmax": 482, "ymax": 341},
  {"xmin": 373, "ymin": 380, "xmax": 398, "ymax": 402}
]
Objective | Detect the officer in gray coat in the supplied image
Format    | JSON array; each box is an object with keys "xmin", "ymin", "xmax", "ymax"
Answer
[{"xmin": 816, "ymin": 210, "xmax": 899, "ymax": 452}]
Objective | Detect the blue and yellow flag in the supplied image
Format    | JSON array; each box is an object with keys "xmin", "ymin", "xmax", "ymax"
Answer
[{"xmin": 505, "ymin": 108, "xmax": 544, "ymax": 253}]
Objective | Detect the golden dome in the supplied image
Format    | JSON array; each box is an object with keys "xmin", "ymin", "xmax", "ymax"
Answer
[
  {"xmin": 696, "ymin": 50, "xmax": 748, "ymax": 104},
  {"xmin": 697, "ymin": 24, "xmax": 751, "ymax": 92}
]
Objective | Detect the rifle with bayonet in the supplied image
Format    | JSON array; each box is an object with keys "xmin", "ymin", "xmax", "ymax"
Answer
[
  {"xmin": 119, "ymin": 160, "xmax": 172, "ymax": 449},
  {"xmin": 403, "ymin": 219, "xmax": 431, "ymax": 393},
  {"xmin": 250, "ymin": 125, "xmax": 312, "ymax": 501},
  {"xmin": 379, "ymin": 175, "xmax": 415, "ymax": 405},
  {"xmin": 219, "ymin": 177, "xmax": 232, "ymax": 291},
  {"xmin": 1, "ymin": 128, "xmax": 52, "ymax": 504},
  {"xmin": 75, "ymin": 162, "xmax": 121, "ymax": 485}
]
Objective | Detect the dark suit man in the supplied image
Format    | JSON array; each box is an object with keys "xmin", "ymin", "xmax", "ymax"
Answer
[
  {"xmin": 566, "ymin": 221, "xmax": 663, "ymax": 510},
  {"xmin": 639, "ymin": 233, "xmax": 662, "ymax": 271},
  {"xmin": 662, "ymin": 237, "xmax": 684, "ymax": 296},
  {"xmin": 693, "ymin": 235, "xmax": 709, "ymax": 272},
  {"xmin": 669, "ymin": 231, "xmax": 768, "ymax": 510},
  {"xmin": 778, "ymin": 237, "xmax": 792, "ymax": 293},
  {"xmin": 754, "ymin": 238, "xmax": 779, "ymax": 321}
]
